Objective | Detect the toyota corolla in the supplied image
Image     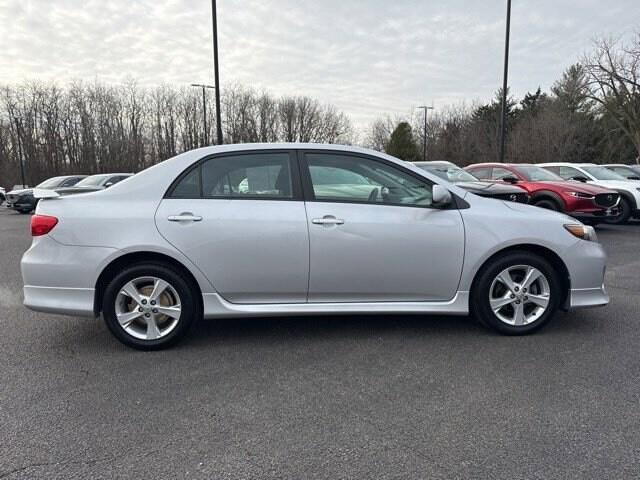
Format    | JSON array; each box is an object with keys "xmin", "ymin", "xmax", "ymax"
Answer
[{"xmin": 22, "ymin": 144, "xmax": 609, "ymax": 349}]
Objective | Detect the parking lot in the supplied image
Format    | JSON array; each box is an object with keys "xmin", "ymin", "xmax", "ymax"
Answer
[{"xmin": 0, "ymin": 208, "xmax": 639, "ymax": 479}]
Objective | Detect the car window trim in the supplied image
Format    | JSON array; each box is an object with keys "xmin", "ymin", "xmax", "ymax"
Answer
[
  {"xmin": 165, "ymin": 149, "xmax": 303, "ymax": 201},
  {"xmin": 297, "ymin": 149, "xmax": 460, "ymax": 210}
]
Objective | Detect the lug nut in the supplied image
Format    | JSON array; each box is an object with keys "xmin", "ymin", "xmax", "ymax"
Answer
[
  {"xmin": 145, "ymin": 313, "xmax": 150, "ymax": 318},
  {"xmin": 510, "ymin": 294, "xmax": 516, "ymax": 299},
  {"xmin": 523, "ymin": 288, "xmax": 527, "ymax": 293},
  {"xmin": 514, "ymin": 287, "xmax": 520, "ymax": 292},
  {"xmin": 141, "ymin": 299, "xmax": 147, "ymax": 305},
  {"xmin": 150, "ymin": 300, "xmax": 156, "ymax": 305},
  {"xmin": 515, "ymin": 300, "xmax": 521, "ymax": 304},
  {"xmin": 152, "ymin": 309, "xmax": 158, "ymax": 314},
  {"xmin": 138, "ymin": 307, "xmax": 143, "ymax": 312}
]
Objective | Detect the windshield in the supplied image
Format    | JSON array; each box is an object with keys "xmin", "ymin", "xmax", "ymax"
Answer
[
  {"xmin": 422, "ymin": 165, "xmax": 478, "ymax": 183},
  {"xmin": 75, "ymin": 175, "xmax": 110, "ymax": 187},
  {"xmin": 36, "ymin": 177, "xmax": 66, "ymax": 189},
  {"xmin": 515, "ymin": 166, "xmax": 563, "ymax": 182},
  {"xmin": 583, "ymin": 166, "xmax": 627, "ymax": 181}
]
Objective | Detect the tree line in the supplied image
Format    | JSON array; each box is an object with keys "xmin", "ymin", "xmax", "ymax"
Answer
[
  {"xmin": 0, "ymin": 82, "xmax": 353, "ymax": 187},
  {"xmin": 370, "ymin": 35, "xmax": 640, "ymax": 167},
  {"xmin": 1, "ymin": 35, "xmax": 638, "ymax": 188}
]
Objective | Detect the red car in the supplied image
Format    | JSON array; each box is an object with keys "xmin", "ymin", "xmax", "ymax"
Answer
[{"xmin": 464, "ymin": 163, "xmax": 620, "ymax": 224}]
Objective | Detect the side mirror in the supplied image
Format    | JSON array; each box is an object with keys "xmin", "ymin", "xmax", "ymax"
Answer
[
  {"xmin": 104, "ymin": 182, "xmax": 114, "ymax": 188},
  {"xmin": 628, "ymin": 175, "xmax": 640, "ymax": 181},
  {"xmin": 502, "ymin": 176, "xmax": 519, "ymax": 184},
  {"xmin": 432, "ymin": 185, "xmax": 452, "ymax": 207},
  {"xmin": 571, "ymin": 176, "xmax": 588, "ymax": 183}
]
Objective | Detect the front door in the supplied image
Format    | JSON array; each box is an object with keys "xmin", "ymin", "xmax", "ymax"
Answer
[
  {"xmin": 301, "ymin": 151, "xmax": 465, "ymax": 303},
  {"xmin": 156, "ymin": 150, "xmax": 309, "ymax": 304}
]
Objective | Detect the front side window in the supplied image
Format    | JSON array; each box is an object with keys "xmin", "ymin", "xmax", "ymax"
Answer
[
  {"xmin": 306, "ymin": 153, "xmax": 433, "ymax": 207},
  {"xmin": 492, "ymin": 167, "xmax": 516, "ymax": 181},
  {"xmin": 468, "ymin": 167, "xmax": 491, "ymax": 180},
  {"xmin": 170, "ymin": 152, "xmax": 293, "ymax": 199},
  {"xmin": 582, "ymin": 166, "xmax": 626, "ymax": 181}
]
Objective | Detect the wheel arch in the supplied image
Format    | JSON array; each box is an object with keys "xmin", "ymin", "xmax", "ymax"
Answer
[
  {"xmin": 94, "ymin": 251, "xmax": 204, "ymax": 316},
  {"xmin": 470, "ymin": 244, "xmax": 571, "ymax": 310},
  {"xmin": 529, "ymin": 190, "xmax": 565, "ymax": 210},
  {"xmin": 613, "ymin": 189, "xmax": 637, "ymax": 210}
]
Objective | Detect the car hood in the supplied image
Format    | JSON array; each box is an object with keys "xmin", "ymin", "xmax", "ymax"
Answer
[
  {"xmin": 7, "ymin": 188, "xmax": 33, "ymax": 196},
  {"xmin": 587, "ymin": 179, "xmax": 640, "ymax": 191},
  {"xmin": 455, "ymin": 181, "xmax": 525, "ymax": 195},
  {"xmin": 502, "ymin": 199, "xmax": 575, "ymax": 223},
  {"xmin": 532, "ymin": 181, "xmax": 615, "ymax": 194}
]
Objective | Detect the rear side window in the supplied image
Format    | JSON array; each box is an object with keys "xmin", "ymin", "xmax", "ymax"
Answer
[{"xmin": 169, "ymin": 152, "xmax": 293, "ymax": 199}]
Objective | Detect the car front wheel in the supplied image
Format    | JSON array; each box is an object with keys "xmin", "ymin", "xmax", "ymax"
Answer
[
  {"xmin": 471, "ymin": 251, "xmax": 561, "ymax": 335},
  {"xmin": 102, "ymin": 263, "xmax": 201, "ymax": 350},
  {"xmin": 604, "ymin": 197, "xmax": 632, "ymax": 225}
]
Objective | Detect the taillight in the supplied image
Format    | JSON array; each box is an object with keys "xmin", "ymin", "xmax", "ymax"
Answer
[{"xmin": 31, "ymin": 214, "xmax": 58, "ymax": 236}]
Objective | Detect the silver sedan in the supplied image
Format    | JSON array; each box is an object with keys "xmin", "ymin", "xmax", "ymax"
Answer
[{"xmin": 21, "ymin": 144, "xmax": 608, "ymax": 349}]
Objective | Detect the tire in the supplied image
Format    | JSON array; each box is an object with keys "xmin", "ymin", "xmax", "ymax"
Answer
[
  {"xmin": 471, "ymin": 251, "xmax": 561, "ymax": 335},
  {"xmin": 604, "ymin": 197, "xmax": 632, "ymax": 225},
  {"xmin": 17, "ymin": 208, "xmax": 32, "ymax": 214},
  {"xmin": 532, "ymin": 198, "xmax": 560, "ymax": 211},
  {"xmin": 102, "ymin": 262, "xmax": 201, "ymax": 350}
]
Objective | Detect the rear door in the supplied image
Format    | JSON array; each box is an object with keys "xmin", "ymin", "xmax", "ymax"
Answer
[
  {"xmin": 300, "ymin": 151, "xmax": 465, "ymax": 303},
  {"xmin": 155, "ymin": 150, "xmax": 309, "ymax": 304}
]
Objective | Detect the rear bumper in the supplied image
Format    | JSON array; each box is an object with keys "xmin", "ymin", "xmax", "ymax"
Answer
[{"xmin": 23, "ymin": 286, "xmax": 95, "ymax": 316}]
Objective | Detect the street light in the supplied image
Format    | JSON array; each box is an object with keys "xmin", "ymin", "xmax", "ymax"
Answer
[
  {"xmin": 499, "ymin": 0, "xmax": 512, "ymax": 163},
  {"xmin": 191, "ymin": 83, "xmax": 216, "ymax": 146},
  {"xmin": 211, "ymin": 0, "xmax": 223, "ymax": 145},
  {"xmin": 416, "ymin": 105, "xmax": 434, "ymax": 162}
]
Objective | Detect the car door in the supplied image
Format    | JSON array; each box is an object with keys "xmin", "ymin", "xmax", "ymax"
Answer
[
  {"xmin": 155, "ymin": 150, "xmax": 309, "ymax": 304},
  {"xmin": 300, "ymin": 151, "xmax": 465, "ymax": 303}
]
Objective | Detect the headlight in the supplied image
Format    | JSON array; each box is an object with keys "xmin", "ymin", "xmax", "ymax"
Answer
[
  {"xmin": 564, "ymin": 224, "xmax": 598, "ymax": 242},
  {"xmin": 567, "ymin": 191, "xmax": 595, "ymax": 199}
]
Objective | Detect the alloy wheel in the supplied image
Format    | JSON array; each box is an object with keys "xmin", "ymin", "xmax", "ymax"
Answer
[
  {"xmin": 115, "ymin": 276, "xmax": 182, "ymax": 340},
  {"xmin": 489, "ymin": 265, "xmax": 551, "ymax": 326}
]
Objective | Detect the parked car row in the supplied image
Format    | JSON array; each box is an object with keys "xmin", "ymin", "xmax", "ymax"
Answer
[
  {"xmin": 455, "ymin": 162, "xmax": 640, "ymax": 225},
  {"xmin": 5, "ymin": 173, "xmax": 133, "ymax": 213}
]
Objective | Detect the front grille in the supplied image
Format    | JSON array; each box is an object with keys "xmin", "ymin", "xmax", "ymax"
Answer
[
  {"xmin": 491, "ymin": 192, "xmax": 529, "ymax": 204},
  {"xmin": 594, "ymin": 193, "xmax": 619, "ymax": 208}
]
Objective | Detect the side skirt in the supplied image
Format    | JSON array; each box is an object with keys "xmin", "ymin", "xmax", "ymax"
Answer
[{"xmin": 202, "ymin": 292, "xmax": 470, "ymax": 319}]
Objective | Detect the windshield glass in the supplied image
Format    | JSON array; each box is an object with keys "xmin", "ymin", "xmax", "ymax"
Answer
[
  {"xmin": 583, "ymin": 166, "xmax": 627, "ymax": 181},
  {"xmin": 36, "ymin": 177, "xmax": 65, "ymax": 189},
  {"xmin": 422, "ymin": 165, "xmax": 478, "ymax": 183},
  {"xmin": 515, "ymin": 166, "xmax": 563, "ymax": 182},
  {"xmin": 75, "ymin": 175, "xmax": 110, "ymax": 187}
]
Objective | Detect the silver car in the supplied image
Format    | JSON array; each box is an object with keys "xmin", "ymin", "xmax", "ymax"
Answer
[{"xmin": 22, "ymin": 144, "xmax": 609, "ymax": 349}]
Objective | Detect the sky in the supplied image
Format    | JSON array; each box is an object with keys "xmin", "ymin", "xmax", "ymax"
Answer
[{"xmin": 1, "ymin": 0, "xmax": 639, "ymax": 130}]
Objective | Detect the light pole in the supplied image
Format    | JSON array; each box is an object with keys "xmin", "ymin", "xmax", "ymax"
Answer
[
  {"xmin": 416, "ymin": 105, "xmax": 434, "ymax": 162},
  {"xmin": 499, "ymin": 0, "xmax": 512, "ymax": 163},
  {"xmin": 191, "ymin": 83, "xmax": 216, "ymax": 146},
  {"xmin": 211, "ymin": 0, "xmax": 223, "ymax": 145}
]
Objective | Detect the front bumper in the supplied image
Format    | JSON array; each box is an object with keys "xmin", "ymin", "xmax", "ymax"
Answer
[{"xmin": 563, "ymin": 239, "xmax": 609, "ymax": 310}]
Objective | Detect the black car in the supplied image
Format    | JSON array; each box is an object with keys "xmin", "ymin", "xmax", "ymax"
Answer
[
  {"xmin": 413, "ymin": 161, "xmax": 530, "ymax": 203},
  {"xmin": 5, "ymin": 175, "xmax": 87, "ymax": 213}
]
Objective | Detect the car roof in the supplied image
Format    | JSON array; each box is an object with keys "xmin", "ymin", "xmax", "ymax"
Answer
[{"xmin": 414, "ymin": 161, "xmax": 454, "ymax": 167}]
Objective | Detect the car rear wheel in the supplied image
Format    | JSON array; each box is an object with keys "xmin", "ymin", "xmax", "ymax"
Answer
[
  {"xmin": 471, "ymin": 252, "xmax": 561, "ymax": 335},
  {"xmin": 604, "ymin": 197, "xmax": 632, "ymax": 225},
  {"xmin": 102, "ymin": 263, "xmax": 200, "ymax": 350}
]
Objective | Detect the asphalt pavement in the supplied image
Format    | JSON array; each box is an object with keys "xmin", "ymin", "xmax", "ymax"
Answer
[{"xmin": 0, "ymin": 208, "xmax": 639, "ymax": 479}]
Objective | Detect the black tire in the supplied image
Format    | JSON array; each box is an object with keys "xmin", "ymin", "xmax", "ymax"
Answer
[
  {"xmin": 532, "ymin": 198, "xmax": 561, "ymax": 211},
  {"xmin": 604, "ymin": 197, "xmax": 632, "ymax": 225},
  {"xmin": 471, "ymin": 251, "xmax": 562, "ymax": 335},
  {"xmin": 17, "ymin": 208, "xmax": 32, "ymax": 214},
  {"xmin": 102, "ymin": 262, "xmax": 201, "ymax": 350}
]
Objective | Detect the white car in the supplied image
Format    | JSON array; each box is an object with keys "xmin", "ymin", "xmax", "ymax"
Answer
[
  {"xmin": 22, "ymin": 144, "xmax": 609, "ymax": 349},
  {"xmin": 539, "ymin": 163, "xmax": 640, "ymax": 224}
]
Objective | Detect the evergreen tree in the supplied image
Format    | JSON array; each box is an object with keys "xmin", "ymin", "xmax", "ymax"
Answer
[{"xmin": 385, "ymin": 122, "xmax": 420, "ymax": 161}]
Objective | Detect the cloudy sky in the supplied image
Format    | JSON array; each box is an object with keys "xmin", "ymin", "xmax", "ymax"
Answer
[{"xmin": 1, "ymin": 0, "xmax": 638, "ymax": 129}]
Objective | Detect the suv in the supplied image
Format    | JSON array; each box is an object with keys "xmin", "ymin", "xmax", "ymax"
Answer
[
  {"xmin": 465, "ymin": 163, "xmax": 620, "ymax": 225},
  {"xmin": 540, "ymin": 163, "xmax": 640, "ymax": 224}
]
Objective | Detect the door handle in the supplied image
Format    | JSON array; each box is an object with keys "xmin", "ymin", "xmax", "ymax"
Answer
[
  {"xmin": 312, "ymin": 216, "xmax": 345, "ymax": 226},
  {"xmin": 167, "ymin": 213, "xmax": 203, "ymax": 222}
]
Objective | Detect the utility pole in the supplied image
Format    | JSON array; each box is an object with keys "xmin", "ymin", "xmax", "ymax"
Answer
[
  {"xmin": 191, "ymin": 83, "xmax": 215, "ymax": 146},
  {"xmin": 13, "ymin": 118, "xmax": 26, "ymax": 187},
  {"xmin": 499, "ymin": 0, "xmax": 512, "ymax": 163},
  {"xmin": 211, "ymin": 0, "xmax": 223, "ymax": 145},
  {"xmin": 416, "ymin": 105, "xmax": 434, "ymax": 162}
]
